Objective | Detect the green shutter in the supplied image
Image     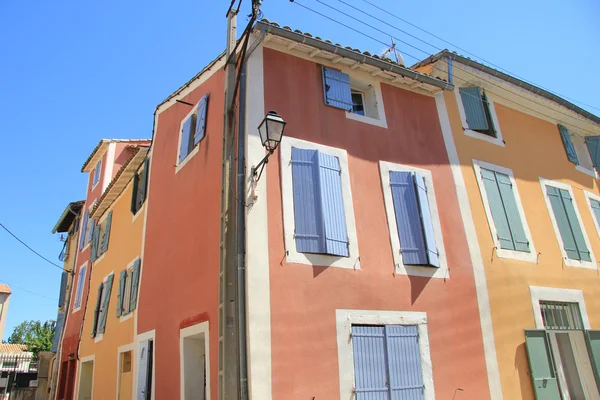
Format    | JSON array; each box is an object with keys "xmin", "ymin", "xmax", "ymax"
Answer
[
  {"xmin": 91, "ymin": 283, "xmax": 103, "ymax": 338},
  {"xmin": 586, "ymin": 136, "xmax": 600, "ymax": 171},
  {"xmin": 560, "ymin": 189, "xmax": 591, "ymax": 261},
  {"xmin": 547, "ymin": 186, "xmax": 587, "ymax": 261},
  {"xmin": 495, "ymin": 172, "xmax": 530, "ymax": 252},
  {"xmin": 131, "ymin": 172, "xmax": 140, "ymax": 214},
  {"xmin": 129, "ymin": 259, "xmax": 141, "ymax": 312},
  {"xmin": 481, "ymin": 168, "xmax": 514, "ymax": 250},
  {"xmin": 590, "ymin": 200, "xmax": 600, "ymax": 233},
  {"xmin": 100, "ymin": 211, "xmax": 112, "ymax": 255},
  {"xmin": 524, "ymin": 330, "xmax": 561, "ymax": 400},
  {"xmin": 558, "ymin": 124, "xmax": 579, "ymax": 164},
  {"xmin": 117, "ymin": 270, "xmax": 127, "ymax": 318},
  {"xmin": 98, "ymin": 274, "xmax": 114, "ymax": 334},
  {"xmin": 585, "ymin": 330, "xmax": 600, "ymax": 390},
  {"xmin": 90, "ymin": 225, "xmax": 101, "ymax": 262},
  {"xmin": 459, "ymin": 86, "xmax": 489, "ymax": 131}
]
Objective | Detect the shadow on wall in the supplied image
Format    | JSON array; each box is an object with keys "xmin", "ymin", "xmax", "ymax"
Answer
[
  {"xmin": 408, "ymin": 274, "xmax": 432, "ymax": 305},
  {"xmin": 515, "ymin": 342, "xmax": 535, "ymax": 400}
]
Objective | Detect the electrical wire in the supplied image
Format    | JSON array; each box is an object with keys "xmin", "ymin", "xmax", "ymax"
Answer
[
  {"xmin": 0, "ymin": 279, "xmax": 58, "ymax": 301},
  {"xmin": 0, "ymin": 222, "xmax": 71, "ymax": 274}
]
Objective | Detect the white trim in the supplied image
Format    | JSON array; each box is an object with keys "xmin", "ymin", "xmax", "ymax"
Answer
[
  {"xmin": 175, "ymin": 104, "xmax": 201, "ymax": 173},
  {"xmin": 92, "ymin": 158, "xmax": 102, "ymax": 190},
  {"xmin": 575, "ymin": 165, "xmax": 597, "ymax": 178},
  {"xmin": 336, "ymin": 309, "xmax": 434, "ymax": 400},
  {"xmin": 72, "ymin": 263, "xmax": 88, "ymax": 313},
  {"xmin": 74, "ymin": 354, "xmax": 95, "ymax": 400},
  {"xmin": 539, "ymin": 178, "xmax": 597, "ymax": 269},
  {"xmin": 472, "ymin": 160, "xmax": 538, "ymax": 263},
  {"xmin": 379, "ymin": 161, "xmax": 448, "ymax": 278},
  {"xmin": 434, "ymin": 93, "xmax": 502, "ymax": 399},
  {"xmin": 344, "ymin": 75, "xmax": 388, "ymax": 129},
  {"xmin": 102, "ymin": 143, "xmax": 116, "ymax": 192},
  {"xmin": 529, "ymin": 286, "xmax": 591, "ymax": 329},
  {"xmin": 585, "ymin": 191, "xmax": 600, "ymax": 241},
  {"xmin": 454, "ymin": 87, "xmax": 505, "ymax": 147},
  {"xmin": 116, "ymin": 343, "xmax": 135, "ymax": 400},
  {"xmin": 134, "ymin": 330, "xmax": 156, "ymax": 400},
  {"xmin": 179, "ymin": 321, "xmax": 211, "ymax": 400},
  {"xmin": 132, "ymin": 202, "xmax": 145, "ymax": 223},
  {"xmin": 280, "ymin": 136, "xmax": 360, "ymax": 269}
]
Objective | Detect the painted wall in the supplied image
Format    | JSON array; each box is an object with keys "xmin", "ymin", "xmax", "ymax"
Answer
[
  {"xmin": 442, "ymin": 87, "xmax": 600, "ymax": 399},
  {"xmin": 0, "ymin": 292, "xmax": 10, "ymax": 341},
  {"xmin": 137, "ymin": 68, "xmax": 224, "ymax": 400},
  {"xmin": 259, "ymin": 47, "xmax": 490, "ymax": 399}
]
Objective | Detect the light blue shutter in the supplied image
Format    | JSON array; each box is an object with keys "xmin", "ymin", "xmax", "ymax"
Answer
[
  {"xmin": 459, "ymin": 87, "xmax": 489, "ymax": 131},
  {"xmin": 129, "ymin": 259, "xmax": 141, "ymax": 312},
  {"xmin": 558, "ymin": 124, "xmax": 579, "ymax": 164},
  {"xmin": 100, "ymin": 211, "xmax": 113, "ymax": 254},
  {"xmin": 322, "ymin": 67, "xmax": 353, "ymax": 111},
  {"xmin": 194, "ymin": 94, "xmax": 209, "ymax": 146},
  {"xmin": 58, "ymin": 271, "xmax": 68, "ymax": 308},
  {"xmin": 291, "ymin": 148, "xmax": 324, "ymax": 254},
  {"xmin": 585, "ymin": 330, "xmax": 600, "ymax": 390},
  {"xmin": 585, "ymin": 136, "xmax": 600, "ymax": 170},
  {"xmin": 52, "ymin": 312, "xmax": 65, "ymax": 352},
  {"xmin": 91, "ymin": 283, "xmax": 103, "ymax": 338},
  {"xmin": 90, "ymin": 225, "xmax": 100, "ymax": 262},
  {"xmin": 386, "ymin": 325, "xmax": 425, "ymax": 399},
  {"xmin": 117, "ymin": 270, "xmax": 127, "ymax": 318},
  {"xmin": 495, "ymin": 172, "xmax": 530, "ymax": 252},
  {"xmin": 137, "ymin": 340, "xmax": 150, "ymax": 400},
  {"xmin": 481, "ymin": 169, "xmax": 515, "ymax": 250},
  {"xmin": 79, "ymin": 210, "xmax": 88, "ymax": 250},
  {"xmin": 352, "ymin": 325, "xmax": 389, "ymax": 399},
  {"xmin": 318, "ymin": 152, "xmax": 349, "ymax": 257},
  {"xmin": 390, "ymin": 171, "xmax": 428, "ymax": 265},
  {"xmin": 179, "ymin": 116, "xmax": 193, "ymax": 163},
  {"xmin": 524, "ymin": 330, "xmax": 561, "ymax": 400},
  {"xmin": 414, "ymin": 173, "xmax": 439, "ymax": 267},
  {"xmin": 590, "ymin": 200, "xmax": 600, "ymax": 233},
  {"xmin": 546, "ymin": 186, "xmax": 590, "ymax": 261},
  {"xmin": 560, "ymin": 189, "xmax": 591, "ymax": 262},
  {"xmin": 98, "ymin": 274, "xmax": 114, "ymax": 334}
]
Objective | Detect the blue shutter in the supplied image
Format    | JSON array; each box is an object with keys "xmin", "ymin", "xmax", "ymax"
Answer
[
  {"xmin": 79, "ymin": 210, "xmax": 88, "ymax": 250},
  {"xmin": 481, "ymin": 169, "xmax": 515, "ymax": 250},
  {"xmin": 194, "ymin": 94, "xmax": 209, "ymax": 146},
  {"xmin": 291, "ymin": 148, "xmax": 324, "ymax": 254},
  {"xmin": 559, "ymin": 189, "xmax": 591, "ymax": 262},
  {"xmin": 318, "ymin": 152, "xmax": 349, "ymax": 257},
  {"xmin": 414, "ymin": 173, "xmax": 439, "ymax": 267},
  {"xmin": 390, "ymin": 171, "xmax": 427, "ymax": 265},
  {"xmin": 351, "ymin": 325, "xmax": 389, "ymax": 399},
  {"xmin": 129, "ymin": 259, "xmax": 141, "ymax": 312},
  {"xmin": 558, "ymin": 124, "xmax": 579, "ymax": 164},
  {"xmin": 547, "ymin": 186, "xmax": 582, "ymax": 260},
  {"xmin": 52, "ymin": 312, "xmax": 65, "ymax": 352},
  {"xmin": 590, "ymin": 200, "xmax": 600, "ymax": 233},
  {"xmin": 495, "ymin": 172, "xmax": 530, "ymax": 252},
  {"xmin": 100, "ymin": 211, "xmax": 113, "ymax": 254},
  {"xmin": 322, "ymin": 67, "xmax": 353, "ymax": 111},
  {"xmin": 98, "ymin": 274, "xmax": 114, "ymax": 334},
  {"xmin": 386, "ymin": 325, "xmax": 425, "ymax": 399},
  {"xmin": 58, "ymin": 271, "xmax": 68, "ymax": 308},
  {"xmin": 459, "ymin": 86, "xmax": 489, "ymax": 131},
  {"xmin": 179, "ymin": 115, "xmax": 193, "ymax": 163},
  {"xmin": 585, "ymin": 136, "xmax": 600, "ymax": 171}
]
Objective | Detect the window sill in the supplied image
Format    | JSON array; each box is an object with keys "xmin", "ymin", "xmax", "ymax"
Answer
[
  {"xmin": 345, "ymin": 111, "xmax": 388, "ymax": 129},
  {"xmin": 464, "ymin": 129, "xmax": 505, "ymax": 147},
  {"xmin": 575, "ymin": 165, "xmax": 597, "ymax": 179},
  {"xmin": 563, "ymin": 258, "xmax": 597, "ymax": 270},
  {"xmin": 120, "ymin": 312, "xmax": 133, "ymax": 323},
  {"xmin": 132, "ymin": 204, "xmax": 145, "ymax": 222},
  {"xmin": 72, "ymin": 306, "xmax": 82, "ymax": 314},
  {"xmin": 495, "ymin": 248, "xmax": 538, "ymax": 263},
  {"xmin": 91, "ymin": 181, "xmax": 99, "ymax": 191},
  {"xmin": 175, "ymin": 144, "xmax": 200, "ymax": 174},
  {"xmin": 94, "ymin": 334, "xmax": 104, "ymax": 343},
  {"xmin": 286, "ymin": 251, "xmax": 360, "ymax": 269},
  {"xmin": 94, "ymin": 253, "xmax": 106, "ymax": 265}
]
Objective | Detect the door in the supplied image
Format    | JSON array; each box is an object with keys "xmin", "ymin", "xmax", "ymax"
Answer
[
  {"xmin": 525, "ymin": 330, "xmax": 562, "ymax": 400},
  {"xmin": 137, "ymin": 340, "xmax": 152, "ymax": 400}
]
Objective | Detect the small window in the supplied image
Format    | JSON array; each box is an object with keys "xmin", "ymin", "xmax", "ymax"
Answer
[
  {"xmin": 459, "ymin": 86, "xmax": 497, "ymax": 137},
  {"xmin": 121, "ymin": 351, "xmax": 132, "ymax": 373},
  {"xmin": 131, "ymin": 159, "xmax": 149, "ymax": 214},
  {"xmin": 178, "ymin": 94, "xmax": 209, "ymax": 166},
  {"xmin": 559, "ymin": 124, "xmax": 597, "ymax": 173},
  {"xmin": 351, "ymin": 90, "xmax": 365, "ymax": 116},
  {"xmin": 540, "ymin": 301, "xmax": 584, "ymax": 330},
  {"xmin": 73, "ymin": 265, "xmax": 87, "ymax": 310},
  {"xmin": 92, "ymin": 159, "xmax": 102, "ymax": 187}
]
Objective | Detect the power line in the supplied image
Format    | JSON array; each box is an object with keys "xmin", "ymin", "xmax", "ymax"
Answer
[
  {"xmin": 0, "ymin": 279, "xmax": 58, "ymax": 301},
  {"xmin": 0, "ymin": 222, "xmax": 70, "ymax": 274}
]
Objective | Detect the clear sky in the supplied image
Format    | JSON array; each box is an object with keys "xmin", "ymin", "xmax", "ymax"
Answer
[{"xmin": 1, "ymin": 0, "xmax": 599, "ymax": 341}]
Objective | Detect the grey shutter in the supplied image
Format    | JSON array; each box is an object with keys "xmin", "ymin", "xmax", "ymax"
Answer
[
  {"xmin": 547, "ymin": 186, "xmax": 591, "ymax": 261},
  {"xmin": 52, "ymin": 312, "xmax": 65, "ymax": 352},
  {"xmin": 58, "ymin": 271, "xmax": 68, "ymax": 308},
  {"xmin": 322, "ymin": 67, "xmax": 353, "ymax": 111},
  {"xmin": 90, "ymin": 225, "xmax": 100, "ymax": 262},
  {"xmin": 100, "ymin": 211, "xmax": 113, "ymax": 255},
  {"xmin": 585, "ymin": 136, "xmax": 600, "ymax": 170},
  {"xmin": 495, "ymin": 172, "xmax": 530, "ymax": 252},
  {"xmin": 79, "ymin": 210, "xmax": 89, "ymax": 250},
  {"xmin": 414, "ymin": 173, "xmax": 439, "ymax": 267},
  {"xmin": 91, "ymin": 283, "xmax": 103, "ymax": 338},
  {"xmin": 129, "ymin": 259, "xmax": 141, "ymax": 312},
  {"xmin": 481, "ymin": 169, "xmax": 515, "ymax": 250},
  {"xmin": 98, "ymin": 274, "xmax": 114, "ymax": 334},
  {"xmin": 585, "ymin": 330, "xmax": 600, "ymax": 390},
  {"xmin": 590, "ymin": 199, "xmax": 600, "ymax": 233},
  {"xmin": 524, "ymin": 330, "xmax": 561, "ymax": 400},
  {"xmin": 558, "ymin": 124, "xmax": 579, "ymax": 164},
  {"xmin": 117, "ymin": 270, "xmax": 127, "ymax": 318},
  {"xmin": 560, "ymin": 189, "xmax": 592, "ymax": 262},
  {"xmin": 179, "ymin": 116, "xmax": 194, "ymax": 163},
  {"xmin": 194, "ymin": 94, "xmax": 209, "ymax": 145},
  {"xmin": 459, "ymin": 86, "xmax": 489, "ymax": 131}
]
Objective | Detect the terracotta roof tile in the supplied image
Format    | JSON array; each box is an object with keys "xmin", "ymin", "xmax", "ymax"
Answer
[
  {"xmin": 0, "ymin": 284, "xmax": 11, "ymax": 294},
  {"xmin": 0, "ymin": 344, "xmax": 26, "ymax": 353}
]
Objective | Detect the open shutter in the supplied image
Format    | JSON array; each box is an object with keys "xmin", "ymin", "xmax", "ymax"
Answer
[
  {"xmin": 90, "ymin": 225, "xmax": 100, "ymax": 262},
  {"xmin": 131, "ymin": 172, "xmax": 140, "ymax": 213},
  {"xmin": 129, "ymin": 259, "xmax": 141, "ymax": 312},
  {"xmin": 591, "ymin": 200, "xmax": 600, "ymax": 232},
  {"xmin": 58, "ymin": 271, "xmax": 68, "ymax": 308},
  {"xmin": 98, "ymin": 274, "xmax": 114, "ymax": 334},
  {"xmin": 351, "ymin": 325, "xmax": 389, "ymax": 398},
  {"xmin": 138, "ymin": 159, "xmax": 149, "ymax": 206},
  {"xmin": 586, "ymin": 136, "xmax": 600, "ymax": 171},
  {"xmin": 318, "ymin": 152, "xmax": 349, "ymax": 257},
  {"xmin": 117, "ymin": 270, "xmax": 127, "ymax": 318},
  {"xmin": 585, "ymin": 330, "xmax": 600, "ymax": 390},
  {"xmin": 459, "ymin": 86, "xmax": 489, "ymax": 131},
  {"xmin": 91, "ymin": 283, "xmax": 103, "ymax": 338},
  {"xmin": 390, "ymin": 171, "xmax": 428, "ymax": 265},
  {"xmin": 137, "ymin": 340, "xmax": 150, "ymax": 400},
  {"xmin": 179, "ymin": 116, "xmax": 194, "ymax": 164},
  {"xmin": 100, "ymin": 211, "xmax": 113, "ymax": 255},
  {"xmin": 322, "ymin": 67, "xmax": 353, "ymax": 111},
  {"xmin": 291, "ymin": 148, "xmax": 324, "ymax": 254},
  {"xmin": 386, "ymin": 325, "xmax": 425, "ymax": 399},
  {"xmin": 495, "ymin": 172, "xmax": 530, "ymax": 252},
  {"xmin": 547, "ymin": 186, "xmax": 581, "ymax": 260},
  {"xmin": 560, "ymin": 189, "xmax": 591, "ymax": 261},
  {"xmin": 414, "ymin": 173, "xmax": 439, "ymax": 267},
  {"xmin": 194, "ymin": 94, "xmax": 209, "ymax": 145},
  {"xmin": 52, "ymin": 311, "xmax": 65, "ymax": 352},
  {"xmin": 86, "ymin": 218, "xmax": 95, "ymax": 244},
  {"xmin": 524, "ymin": 330, "xmax": 561, "ymax": 400},
  {"xmin": 481, "ymin": 169, "xmax": 514, "ymax": 250},
  {"xmin": 558, "ymin": 124, "xmax": 579, "ymax": 164},
  {"xmin": 79, "ymin": 210, "xmax": 89, "ymax": 250}
]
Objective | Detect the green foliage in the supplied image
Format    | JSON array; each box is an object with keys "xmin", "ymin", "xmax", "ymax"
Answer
[{"xmin": 7, "ymin": 320, "xmax": 56, "ymax": 357}]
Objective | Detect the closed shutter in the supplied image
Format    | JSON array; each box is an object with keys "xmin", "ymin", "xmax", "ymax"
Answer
[
  {"xmin": 194, "ymin": 94, "xmax": 209, "ymax": 145},
  {"xmin": 90, "ymin": 225, "xmax": 100, "ymax": 262},
  {"xmin": 590, "ymin": 199, "xmax": 600, "ymax": 232},
  {"xmin": 495, "ymin": 171, "xmax": 530, "ymax": 252},
  {"xmin": 386, "ymin": 325, "xmax": 425, "ymax": 399},
  {"xmin": 79, "ymin": 210, "xmax": 89, "ymax": 250},
  {"xmin": 137, "ymin": 340, "xmax": 150, "ymax": 400},
  {"xmin": 129, "ymin": 259, "xmax": 141, "ymax": 312},
  {"xmin": 560, "ymin": 189, "xmax": 591, "ymax": 261},
  {"xmin": 318, "ymin": 152, "xmax": 349, "ymax": 257},
  {"xmin": 52, "ymin": 312, "xmax": 65, "ymax": 352},
  {"xmin": 131, "ymin": 172, "xmax": 140, "ymax": 213},
  {"xmin": 558, "ymin": 124, "xmax": 579, "ymax": 164},
  {"xmin": 351, "ymin": 325, "xmax": 389, "ymax": 399},
  {"xmin": 117, "ymin": 270, "xmax": 127, "ymax": 318},
  {"xmin": 547, "ymin": 186, "xmax": 581, "ymax": 260},
  {"xmin": 86, "ymin": 218, "xmax": 95, "ymax": 244},
  {"xmin": 459, "ymin": 86, "xmax": 489, "ymax": 131},
  {"xmin": 91, "ymin": 283, "xmax": 103, "ymax": 338},
  {"xmin": 585, "ymin": 330, "xmax": 600, "ymax": 390},
  {"xmin": 322, "ymin": 67, "xmax": 353, "ymax": 111},
  {"xmin": 138, "ymin": 159, "xmax": 149, "ymax": 206},
  {"xmin": 100, "ymin": 211, "xmax": 113, "ymax": 255},
  {"xmin": 98, "ymin": 274, "xmax": 114, "ymax": 334},
  {"xmin": 390, "ymin": 171, "xmax": 428, "ymax": 265},
  {"xmin": 524, "ymin": 330, "xmax": 561, "ymax": 400},
  {"xmin": 179, "ymin": 116, "xmax": 194, "ymax": 163},
  {"xmin": 585, "ymin": 136, "xmax": 600, "ymax": 171},
  {"xmin": 414, "ymin": 173, "xmax": 439, "ymax": 267},
  {"xmin": 58, "ymin": 271, "xmax": 68, "ymax": 308},
  {"xmin": 481, "ymin": 169, "xmax": 514, "ymax": 250}
]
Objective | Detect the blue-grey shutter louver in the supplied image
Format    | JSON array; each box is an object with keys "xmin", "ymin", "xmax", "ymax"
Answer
[
  {"xmin": 100, "ymin": 211, "xmax": 113, "ymax": 255},
  {"xmin": 590, "ymin": 200, "xmax": 600, "ymax": 233},
  {"xmin": 179, "ymin": 116, "xmax": 194, "ymax": 163},
  {"xmin": 585, "ymin": 136, "xmax": 600, "ymax": 171},
  {"xmin": 322, "ymin": 67, "xmax": 353, "ymax": 111},
  {"xmin": 317, "ymin": 152, "xmax": 349, "ymax": 257},
  {"xmin": 414, "ymin": 173, "xmax": 439, "ymax": 267},
  {"xmin": 560, "ymin": 189, "xmax": 591, "ymax": 262},
  {"xmin": 58, "ymin": 271, "xmax": 68, "ymax": 308},
  {"xmin": 495, "ymin": 172, "xmax": 530, "ymax": 252},
  {"xmin": 459, "ymin": 86, "xmax": 489, "ymax": 131},
  {"xmin": 547, "ymin": 186, "xmax": 591, "ymax": 261},
  {"xmin": 558, "ymin": 124, "xmax": 579, "ymax": 164},
  {"xmin": 481, "ymin": 169, "xmax": 515, "ymax": 250},
  {"xmin": 194, "ymin": 94, "xmax": 209, "ymax": 146},
  {"xmin": 386, "ymin": 325, "xmax": 425, "ymax": 399},
  {"xmin": 52, "ymin": 312, "xmax": 65, "ymax": 352},
  {"xmin": 79, "ymin": 210, "xmax": 88, "ymax": 250},
  {"xmin": 390, "ymin": 171, "xmax": 428, "ymax": 265},
  {"xmin": 351, "ymin": 325, "xmax": 389, "ymax": 398}
]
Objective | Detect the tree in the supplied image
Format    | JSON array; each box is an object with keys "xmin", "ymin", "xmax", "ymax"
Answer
[
  {"xmin": 7, "ymin": 320, "xmax": 56, "ymax": 356},
  {"xmin": 7, "ymin": 320, "xmax": 37, "ymax": 344}
]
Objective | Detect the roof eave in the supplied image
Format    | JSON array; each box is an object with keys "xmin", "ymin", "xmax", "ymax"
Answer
[{"xmin": 52, "ymin": 201, "xmax": 85, "ymax": 234}]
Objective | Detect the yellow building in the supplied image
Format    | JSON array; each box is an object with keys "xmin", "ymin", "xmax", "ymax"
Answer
[
  {"xmin": 416, "ymin": 51, "xmax": 600, "ymax": 399},
  {"xmin": 75, "ymin": 144, "xmax": 149, "ymax": 400}
]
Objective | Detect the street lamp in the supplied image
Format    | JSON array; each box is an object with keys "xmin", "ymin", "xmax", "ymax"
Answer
[{"xmin": 253, "ymin": 111, "xmax": 286, "ymax": 181}]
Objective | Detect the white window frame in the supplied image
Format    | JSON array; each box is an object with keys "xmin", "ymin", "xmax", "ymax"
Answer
[
  {"xmin": 116, "ymin": 343, "xmax": 135, "ymax": 400},
  {"xmin": 584, "ymin": 191, "xmax": 600, "ymax": 241},
  {"xmin": 74, "ymin": 354, "xmax": 95, "ymax": 400},
  {"xmin": 94, "ymin": 271, "xmax": 114, "ymax": 343},
  {"xmin": 473, "ymin": 160, "xmax": 537, "ymax": 263},
  {"xmin": 539, "ymin": 178, "xmax": 596, "ymax": 269},
  {"xmin": 92, "ymin": 159, "xmax": 102, "ymax": 189},
  {"xmin": 570, "ymin": 133, "xmax": 597, "ymax": 178},
  {"xmin": 175, "ymin": 102, "xmax": 203, "ymax": 173},
  {"xmin": 379, "ymin": 161, "xmax": 448, "ymax": 278},
  {"xmin": 134, "ymin": 330, "xmax": 156, "ymax": 400},
  {"xmin": 72, "ymin": 263, "xmax": 87, "ymax": 313},
  {"xmin": 336, "ymin": 309, "xmax": 434, "ymax": 400},
  {"xmin": 529, "ymin": 286, "xmax": 591, "ymax": 330},
  {"xmin": 179, "ymin": 321, "xmax": 211, "ymax": 400},
  {"xmin": 280, "ymin": 137, "xmax": 360, "ymax": 269},
  {"xmin": 454, "ymin": 86, "xmax": 504, "ymax": 147},
  {"xmin": 344, "ymin": 70, "xmax": 388, "ymax": 129}
]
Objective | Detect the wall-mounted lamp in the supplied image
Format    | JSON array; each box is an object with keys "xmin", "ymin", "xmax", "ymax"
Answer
[{"xmin": 252, "ymin": 111, "xmax": 286, "ymax": 182}]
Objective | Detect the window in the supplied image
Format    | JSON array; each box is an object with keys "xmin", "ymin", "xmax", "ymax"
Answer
[
  {"xmin": 540, "ymin": 301, "xmax": 584, "ymax": 331},
  {"xmin": 91, "ymin": 211, "xmax": 112, "ymax": 262},
  {"xmin": 541, "ymin": 179, "xmax": 594, "ymax": 268},
  {"xmin": 137, "ymin": 339, "xmax": 154, "ymax": 400},
  {"xmin": 117, "ymin": 259, "xmax": 141, "ymax": 318},
  {"xmin": 84, "ymin": 201, "xmax": 97, "ymax": 247},
  {"xmin": 91, "ymin": 274, "xmax": 114, "ymax": 338},
  {"xmin": 456, "ymin": 86, "xmax": 504, "ymax": 146},
  {"xmin": 79, "ymin": 209, "xmax": 89, "ymax": 250},
  {"xmin": 558, "ymin": 124, "xmax": 599, "ymax": 176},
  {"xmin": 121, "ymin": 351, "xmax": 132, "ymax": 373},
  {"xmin": 180, "ymin": 322, "xmax": 210, "ymax": 400},
  {"xmin": 351, "ymin": 90, "xmax": 365, "ymax": 116},
  {"xmin": 131, "ymin": 159, "xmax": 149, "ymax": 214},
  {"xmin": 73, "ymin": 265, "xmax": 87, "ymax": 310},
  {"xmin": 178, "ymin": 94, "xmax": 209, "ymax": 167},
  {"xmin": 2, "ymin": 361, "xmax": 17, "ymax": 369},
  {"xmin": 92, "ymin": 159, "xmax": 102, "ymax": 187}
]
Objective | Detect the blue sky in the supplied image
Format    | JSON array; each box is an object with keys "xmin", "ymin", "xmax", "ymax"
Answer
[{"xmin": 1, "ymin": 0, "xmax": 599, "ymax": 341}]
